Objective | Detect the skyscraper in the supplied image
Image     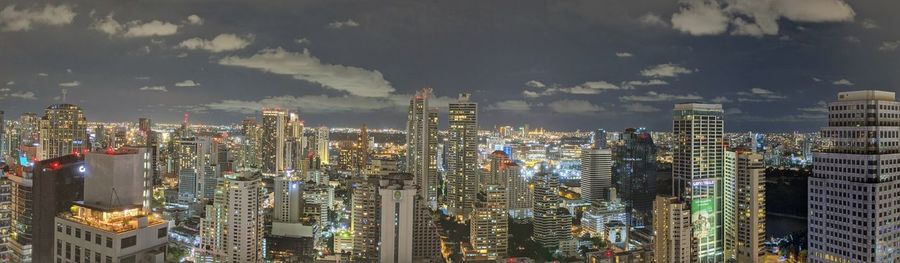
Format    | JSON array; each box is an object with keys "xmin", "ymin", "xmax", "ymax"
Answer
[
  {"xmin": 466, "ymin": 184, "xmax": 508, "ymax": 261},
  {"xmin": 652, "ymin": 195, "xmax": 692, "ymax": 263},
  {"xmin": 808, "ymin": 90, "xmax": 900, "ymax": 263},
  {"xmin": 54, "ymin": 147, "xmax": 168, "ymax": 263},
  {"xmin": 199, "ymin": 172, "xmax": 265, "ymax": 263},
  {"xmin": 239, "ymin": 117, "xmax": 261, "ymax": 169},
  {"xmin": 0, "ymin": 173, "xmax": 11, "ymax": 261},
  {"xmin": 273, "ymin": 176, "xmax": 303, "ymax": 223},
  {"xmin": 406, "ymin": 88, "xmax": 439, "ymax": 208},
  {"xmin": 614, "ymin": 128, "xmax": 657, "ymax": 227},
  {"xmin": 672, "ymin": 103, "xmax": 725, "ymax": 262},
  {"xmin": 377, "ymin": 173, "xmax": 416, "ymax": 263},
  {"xmin": 532, "ymin": 169, "xmax": 571, "ymax": 248},
  {"xmin": 351, "ymin": 177, "xmax": 380, "ymax": 261},
  {"xmin": 504, "ymin": 160, "xmax": 531, "ymax": 219},
  {"xmin": 592, "ymin": 129, "xmax": 607, "ymax": 149},
  {"xmin": 30, "ymin": 154, "xmax": 86, "ymax": 263},
  {"xmin": 581, "ymin": 147, "xmax": 612, "ymax": 205},
  {"xmin": 448, "ymin": 93, "xmax": 478, "ymax": 218},
  {"xmin": 723, "ymin": 151, "xmax": 765, "ymax": 262},
  {"xmin": 38, "ymin": 104, "xmax": 88, "ymax": 160},
  {"xmin": 316, "ymin": 126, "xmax": 330, "ymax": 165},
  {"xmin": 262, "ymin": 109, "xmax": 288, "ymax": 174}
]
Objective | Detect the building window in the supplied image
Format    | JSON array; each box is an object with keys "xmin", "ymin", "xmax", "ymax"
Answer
[
  {"xmin": 121, "ymin": 235, "xmax": 137, "ymax": 249},
  {"xmin": 75, "ymin": 228, "xmax": 81, "ymax": 238},
  {"xmin": 157, "ymin": 227, "xmax": 167, "ymax": 238},
  {"xmin": 95, "ymin": 234, "xmax": 102, "ymax": 245},
  {"xmin": 106, "ymin": 237, "xmax": 112, "ymax": 248},
  {"xmin": 66, "ymin": 226, "xmax": 71, "ymax": 235}
]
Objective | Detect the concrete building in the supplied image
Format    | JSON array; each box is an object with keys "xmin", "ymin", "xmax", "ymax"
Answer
[
  {"xmin": 377, "ymin": 173, "xmax": 416, "ymax": 263},
  {"xmin": 652, "ymin": 195, "xmax": 692, "ymax": 263},
  {"xmin": 405, "ymin": 88, "xmax": 439, "ymax": 209},
  {"xmin": 351, "ymin": 177, "xmax": 380, "ymax": 261},
  {"xmin": 198, "ymin": 172, "xmax": 264, "ymax": 263},
  {"xmin": 532, "ymin": 170, "xmax": 571, "ymax": 248},
  {"xmin": 30, "ymin": 154, "xmax": 86, "ymax": 263},
  {"xmin": 316, "ymin": 126, "xmax": 330, "ymax": 165},
  {"xmin": 448, "ymin": 93, "xmax": 478, "ymax": 218},
  {"xmin": 38, "ymin": 104, "xmax": 88, "ymax": 160},
  {"xmin": 504, "ymin": 161, "xmax": 532, "ymax": 219},
  {"xmin": 672, "ymin": 103, "xmax": 726, "ymax": 262},
  {"xmin": 465, "ymin": 184, "xmax": 508, "ymax": 261},
  {"xmin": 808, "ymin": 90, "xmax": 900, "ymax": 263},
  {"xmin": 262, "ymin": 109, "xmax": 288, "ymax": 174},
  {"xmin": 53, "ymin": 148, "xmax": 168, "ymax": 263},
  {"xmin": 733, "ymin": 152, "xmax": 765, "ymax": 262}
]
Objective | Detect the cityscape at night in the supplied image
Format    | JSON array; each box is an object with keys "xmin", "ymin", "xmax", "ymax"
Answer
[{"xmin": 1, "ymin": 1, "xmax": 899, "ymax": 263}]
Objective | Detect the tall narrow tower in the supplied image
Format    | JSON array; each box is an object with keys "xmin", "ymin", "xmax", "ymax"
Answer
[
  {"xmin": 262, "ymin": 109, "xmax": 288, "ymax": 173},
  {"xmin": 581, "ymin": 147, "xmax": 612, "ymax": 205},
  {"xmin": 672, "ymin": 103, "xmax": 725, "ymax": 262},
  {"xmin": 448, "ymin": 93, "xmax": 478, "ymax": 218},
  {"xmin": 808, "ymin": 90, "xmax": 900, "ymax": 262},
  {"xmin": 405, "ymin": 88, "xmax": 439, "ymax": 208}
]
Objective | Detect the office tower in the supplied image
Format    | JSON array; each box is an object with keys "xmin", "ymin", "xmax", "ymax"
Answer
[
  {"xmin": 351, "ymin": 177, "xmax": 380, "ymax": 260},
  {"xmin": 672, "ymin": 103, "xmax": 725, "ymax": 262},
  {"xmin": 7, "ymin": 167, "xmax": 34, "ymax": 263},
  {"xmin": 137, "ymin": 118, "xmax": 160, "ymax": 186},
  {"xmin": 377, "ymin": 173, "xmax": 416, "ymax": 263},
  {"xmin": 0, "ymin": 174, "xmax": 11, "ymax": 261},
  {"xmin": 466, "ymin": 184, "xmax": 508, "ymax": 261},
  {"xmin": 653, "ymin": 195, "xmax": 692, "ymax": 263},
  {"xmin": 581, "ymin": 147, "xmax": 612, "ymax": 205},
  {"xmin": 593, "ymin": 129, "xmax": 607, "ymax": 149},
  {"xmin": 285, "ymin": 113, "xmax": 305, "ymax": 172},
  {"xmin": 722, "ymin": 151, "xmax": 765, "ymax": 262},
  {"xmin": 53, "ymin": 148, "xmax": 168, "ymax": 263},
  {"xmin": 406, "ymin": 88, "xmax": 440, "ymax": 208},
  {"xmin": 175, "ymin": 137, "xmax": 207, "ymax": 203},
  {"xmin": 809, "ymin": 90, "xmax": 900, "ymax": 263},
  {"xmin": 412, "ymin": 198, "xmax": 441, "ymax": 261},
  {"xmin": 504, "ymin": 160, "xmax": 531, "ymax": 219},
  {"xmin": 29, "ymin": 154, "xmax": 86, "ymax": 263},
  {"xmin": 273, "ymin": 176, "xmax": 303, "ymax": 223},
  {"xmin": 615, "ymin": 128, "xmax": 658, "ymax": 227},
  {"xmin": 532, "ymin": 170, "xmax": 571, "ymax": 248},
  {"xmin": 199, "ymin": 172, "xmax": 264, "ymax": 263},
  {"xmin": 316, "ymin": 126, "xmax": 329, "ymax": 165},
  {"xmin": 240, "ymin": 117, "xmax": 261, "ymax": 169},
  {"xmin": 356, "ymin": 124, "xmax": 369, "ymax": 174},
  {"xmin": 261, "ymin": 109, "xmax": 288, "ymax": 173},
  {"xmin": 38, "ymin": 104, "xmax": 88, "ymax": 160},
  {"xmin": 18, "ymin": 113, "xmax": 39, "ymax": 146},
  {"xmin": 448, "ymin": 93, "xmax": 478, "ymax": 217},
  {"xmin": 487, "ymin": 151, "xmax": 510, "ymax": 187}
]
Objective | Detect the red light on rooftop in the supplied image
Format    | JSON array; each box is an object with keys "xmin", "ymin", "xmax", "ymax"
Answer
[
  {"xmin": 106, "ymin": 147, "xmax": 115, "ymax": 155},
  {"xmin": 49, "ymin": 161, "xmax": 60, "ymax": 170}
]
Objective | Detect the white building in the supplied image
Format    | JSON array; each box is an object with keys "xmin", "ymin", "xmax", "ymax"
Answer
[
  {"xmin": 198, "ymin": 172, "xmax": 264, "ymax": 263},
  {"xmin": 581, "ymin": 147, "xmax": 612, "ymax": 205},
  {"xmin": 653, "ymin": 195, "xmax": 692, "ymax": 263},
  {"xmin": 378, "ymin": 173, "xmax": 416, "ymax": 263},
  {"xmin": 448, "ymin": 93, "xmax": 478, "ymax": 218},
  {"xmin": 808, "ymin": 90, "xmax": 900, "ymax": 263}
]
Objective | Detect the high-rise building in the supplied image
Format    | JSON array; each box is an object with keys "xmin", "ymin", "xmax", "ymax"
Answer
[
  {"xmin": 532, "ymin": 169, "xmax": 571, "ymax": 248},
  {"xmin": 316, "ymin": 126, "xmax": 329, "ymax": 165},
  {"xmin": 38, "ymin": 104, "xmax": 88, "ymax": 160},
  {"xmin": 30, "ymin": 154, "xmax": 86, "ymax": 263},
  {"xmin": 262, "ymin": 109, "xmax": 288, "ymax": 174},
  {"xmin": 406, "ymin": 88, "xmax": 440, "ymax": 208},
  {"xmin": 652, "ymin": 195, "xmax": 692, "ymax": 263},
  {"xmin": 593, "ymin": 129, "xmax": 607, "ymax": 149},
  {"xmin": 723, "ymin": 151, "xmax": 765, "ymax": 262},
  {"xmin": 53, "ymin": 148, "xmax": 168, "ymax": 263},
  {"xmin": 808, "ymin": 90, "xmax": 900, "ymax": 263},
  {"xmin": 199, "ymin": 172, "xmax": 265, "ymax": 263},
  {"xmin": 377, "ymin": 173, "xmax": 416, "ymax": 263},
  {"xmin": 18, "ymin": 113, "xmax": 39, "ymax": 147},
  {"xmin": 672, "ymin": 103, "xmax": 725, "ymax": 262},
  {"xmin": 239, "ymin": 117, "xmax": 261, "ymax": 169},
  {"xmin": 351, "ymin": 177, "xmax": 380, "ymax": 261},
  {"xmin": 448, "ymin": 93, "xmax": 478, "ymax": 218},
  {"xmin": 356, "ymin": 124, "xmax": 370, "ymax": 174},
  {"xmin": 7, "ymin": 167, "xmax": 34, "ymax": 263},
  {"xmin": 273, "ymin": 176, "xmax": 303, "ymax": 223},
  {"xmin": 466, "ymin": 184, "xmax": 508, "ymax": 261},
  {"xmin": 0, "ymin": 110, "xmax": 5, "ymax": 160},
  {"xmin": 614, "ymin": 128, "xmax": 657, "ymax": 227},
  {"xmin": 581, "ymin": 147, "xmax": 612, "ymax": 205},
  {"xmin": 0, "ymin": 173, "xmax": 11, "ymax": 261},
  {"xmin": 504, "ymin": 160, "xmax": 531, "ymax": 219}
]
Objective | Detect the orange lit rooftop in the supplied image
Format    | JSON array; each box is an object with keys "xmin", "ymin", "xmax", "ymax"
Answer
[{"xmin": 58, "ymin": 203, "xmax": 166, "ymax": 234}]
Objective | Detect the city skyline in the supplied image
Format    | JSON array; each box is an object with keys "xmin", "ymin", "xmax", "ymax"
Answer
[{"xmin": 2, "ymin": 1, "xmax": 899, "ymax": 131}]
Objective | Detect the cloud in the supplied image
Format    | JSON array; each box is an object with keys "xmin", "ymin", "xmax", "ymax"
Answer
[
  {"xmin": 527, "ymin": 81, "xmax": 623, "ymax": 97},
  {"xmin": 522, "ymin": 90, "xmax": 540, "ymax": 98},
  {"xmin": 798, "ymin": 101, "xmax": 828, "ymax": 113},
  {"xmin": 671, "ymin": 0, "xmax": 729, "ymax": 36},
  {"xmin": 811, "ymin": 77, "xmax": 822, "ymax": 82},
  {"xmin": 725, "ymin": 108, "xmax": 743, "ymax": 115},
  {"xmin": 178, "ymin": 34, "xmax": 253, "ymax": 52},
  {"xmin": 328, "ymin": 19, "xmax": 360, "ymax": 29},
  {"xmin": 139, "ymin": 86, "xmax": 168, "ymax": 92},
  {"xmin": 219, "ymin": 47, "xmax": 394, "ymax": 97},
  {"xmin": 639, "ymin": 13, "xmax": 668, "ymax": 27},
  {"xmin": 59, "ymin": 81, "xmax": 80, "ymax": 87},
  {"xmin": 710, "ymin": 96, "xmax": 732, "ymax": 103},
  {"xmin": 174, "ymin": 80, "xmax": 200, "ymax": 87},
  {"xmin": 37, "ymin": 72, "xmax": 48, "ymax": 77},
  {"xmin": 5, "ymin": 81, "xmax": 13, "ymax": 85},
  {"xmin": 831, "ymin": 79, "xmax": 853, "ymax": 86},
  {"xmin": 0, "ymin": 4, "xmax": 76, "ymax": 32},
  {"xmin": 844, "ymin": 36, "xmax": 860, "ymax": 43},
  {"xmin": 9, "ymin": 91, "xmax": 37, "ymax": 100},
  {"xmin": 91, "ymin": 13, "xmax": 178, "ymax": 38},
  {"xmin": 879, "ymin": 41, "xmax": 900, "ymax": 52},
  {"xmin": 0, "ymin": 88, "xmax": 9, "ymax": 92},
  {"xmin": 623, "ymin": 103, "xmax": 661, "ymax": 113},
  {"xmin": 620, "ymin": 91, "xmax": 702, "ymax": 102},
  {"xmin": 624, "ymin": 79, "xmax": 668, "ymax": 86},
  {"xmin": 204, "ymin": 94, "xmax": 441, "ymax": 114},
  {"xmin": 295, "ymin": 38, "xmax": 311, "ymax": 45},
  {"xmin": 486, "ymin": 100, "xmax": 531, "ymax": 112},
  {"xmin": 547, "ymin": 100, "xmax": 603, "ymax": 114},
  {"xmin": 525, "ymin": 80, "xmax": 546, "ymax": 88},
  {"xmin": 186, "ymin": 14, "xmax": 203, "ymax": 25},
  {"xmin": 671, "ymin": 0, "xmax": 855, "ymax": 37},
  {"xmin": 736, "ymin": 88, "xmax": 786, "ymax": 101},
  {"xmin": 640, "ymin": 63, "xmax": 694, "ymax": 78},
  {"xmin": 860, "ymin": 19, "xmax": 878, "ymax": 29},
  {"xmin": 615, "ymin": 52, "xmax": 633, "ymax": 58}
]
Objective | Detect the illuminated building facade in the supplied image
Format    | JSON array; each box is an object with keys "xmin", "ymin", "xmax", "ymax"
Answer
[
  {"xmin": 448, "ymin": 93, "xmax": 478, "ymax": 218},
  {"xmin": 466, "ymin": 184, "xmax": 508, "ymax": 261},
  {"xmin": 315, "ymin": 126, "xmax": 329, "ymax": 165},
  {"xmin": 31, "ymin": 154, "xmax": 85, "ymax": 263},
  {"xmin": 652, "ymin": 195, "xmax": 692, "ymax": 263},
  {"xmin": 809, "ymin": 90, "xmax": 900, "ymax": 263},
  {"xmin": 405, "ymin": 88, "xmax": 439, "ymax": 208},
  {"xmin": 261, "ymin": 109, "xmax": 288, "ymax": 174},
  {"xmin": 614, "ymin": 128, "xmax": 657, "ymax": 227},
  {"xmin": 38, "ymin": 104, "xmax": 88, "ymax": 160},
  {"xmin": 581, "ymin": 147, "xmax": 612, "ymax": 205},
  {"xmin": 350, "ymin": 177, "xmax": 379, "ymax": 261},
  {"xmin": 199, "ymin": 172, "xmax": 264, "ymax": 263},
  {"xmin": 672, "ymin": 103, "xmax": 725, "ymax": 262},
  {"xmin": 377, "ymin": 173, "xmax": 416, "ymax": 263},
  {"xmin": 532, "ymin": 170, "xmax": 571, "ymax": 248}
]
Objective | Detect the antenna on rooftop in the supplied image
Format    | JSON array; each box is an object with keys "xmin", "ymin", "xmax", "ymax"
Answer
[{"xmin": 61, "ymin": 89, "xmax": 68, "ymax": 102}]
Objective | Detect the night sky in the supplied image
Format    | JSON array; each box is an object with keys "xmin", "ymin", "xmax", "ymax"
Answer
[{"xmin": 1, "ymin": 0, "xmax": 899, "ymax": 132}]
